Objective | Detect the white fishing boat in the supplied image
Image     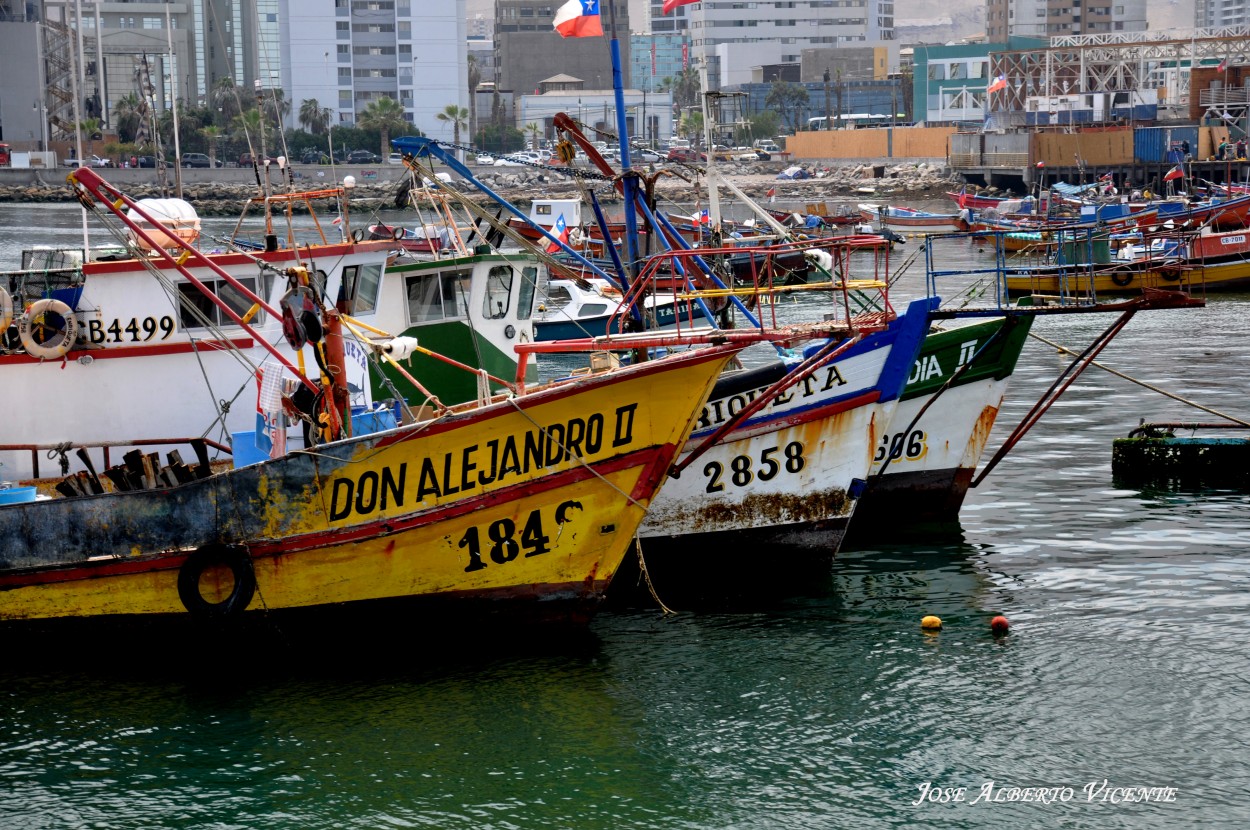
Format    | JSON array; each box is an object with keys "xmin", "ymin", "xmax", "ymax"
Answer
[{"xmin": 0, "ymin": 172, "xmax": 537, "ymax": 481}]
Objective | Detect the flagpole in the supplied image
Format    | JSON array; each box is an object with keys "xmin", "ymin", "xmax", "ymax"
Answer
[
  {"xmin": 698, "ymin": 2, "xmax": 722, "ymax": 233},
  {"xmin": 604, "ymin": 1, "xmax": 641, "ymax": 281}
]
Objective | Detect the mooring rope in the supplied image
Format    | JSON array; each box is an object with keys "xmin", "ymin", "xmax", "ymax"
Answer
[{"xmin": 1029, "ymin": 331, "xmax": 1250, "ymax": 428}]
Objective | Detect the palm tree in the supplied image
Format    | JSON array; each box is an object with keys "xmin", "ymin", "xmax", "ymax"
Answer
[
  {"xmin": 210, "ymin": 77, "xmax": 243, "ymax": 127},
  {"xmin": 78, "ymin": 117, "xmax": 101, "ymax": 158},
  {"xmin": 358, "ymin": 96, "xmax": 408, "ymax": 159},
  {"xmin": 112, "ymin": 93, "xmax": 143, "ymax": 144},
  {"xmin": 200, "ymin": 125, "xmax": 221, "ymax": 166},
  {"xmin": 525, "ymin": 122, "xmax": 541, "ymax": 150},
  {"xmin": 467, "ymin": 55, "xmax": 481, "ymax": 144},
  {"xmin": 299, "ymin": 98, "xmax": 331, "ymax": 135},
  {"xmin": 670, "ymin": 66, "xmax": 702, "ymax": 111},
  {"xmin": 232, "ymin": 109, "xmax": 266, "ymax": 159},
  {"xmin": 436, "ymin": 103, "xmax": 469, "ymax": 160},
  {"xmin": 260, "ymin": 88, "xmax": 290, "ymax": 131}
]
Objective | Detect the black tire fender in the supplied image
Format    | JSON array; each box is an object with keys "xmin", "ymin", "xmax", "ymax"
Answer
[{"xmin": 177, "ymin": 544, "xmax": 256, "ymax": 621}]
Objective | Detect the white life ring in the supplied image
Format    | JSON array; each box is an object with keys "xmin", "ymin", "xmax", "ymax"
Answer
[
  {"xmin": 19, "ymin": 298, "xmax": 78, "ymax": 359},
  {"xmin": 0, "ymin": 286, "xmax": 12, "ymax": 333}
]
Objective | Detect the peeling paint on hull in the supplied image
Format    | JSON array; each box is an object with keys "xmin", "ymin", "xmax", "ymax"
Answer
[{"xmin": 0, "ymin": 348, "xmax": 735, "ymax": 628}]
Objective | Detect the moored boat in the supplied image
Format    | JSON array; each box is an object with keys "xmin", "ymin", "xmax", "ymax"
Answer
[
  {"xmin": 860, "ymin": 203, "xmax": 969, "ymax": 232},
  {"xmin": 848, "ymin": 315, "xmax": 1035, "ymax": 532},
  {"xmin": 0, "ymin": 167, "xmax": 748, "ymax": 638}
]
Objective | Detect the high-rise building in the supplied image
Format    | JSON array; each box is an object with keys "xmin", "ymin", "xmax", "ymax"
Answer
[
  {"xmin": 1196, "ymin": 0, "xmax": 1248, "ymax": 29},
  {"xmin": 280, "ymin": 0, "xmax": 467, "ymax": 140},
  {"xmin": 986, "ymin": 0, "xmax": 1147, "ymax": 41},
  {"xmin": 630, "ymin": 32, "xmax": 690, "ymax": 92},
  {"xmin": 651, "ymin": 0, "xmax": 896, "ymax": 89},
  {"xmin": 495, "ymin": 0, "xmax": 630, "ymax": 98}
]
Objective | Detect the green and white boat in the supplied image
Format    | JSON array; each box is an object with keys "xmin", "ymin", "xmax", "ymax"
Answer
[{"xmin": 849, "ymin": 315, "xmax": 1034, "ymax": 529}]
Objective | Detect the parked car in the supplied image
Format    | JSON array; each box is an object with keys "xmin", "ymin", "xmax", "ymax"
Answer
[
  {"xmin": 666, "ymin": 147, "xmax": 705, "ymax": 163},
  {"xmin": 135, "ymin": 155, "xmax": 167, "ymax": 168},
  {"xmin": 300, "ymin": 149, "xmax": 331, "ymax": 164},
  {"xmin": 474, "ymin": 153, "xmax": 496, "ymax": 165},
  {"xmin": 238, "ymin": 152, "xmax": 281, "ymax": 167},
  {"xmin": 180, "ymin": 152, "xmax": 221, "ymax": 168},
  {"xmin": 387, "ymin": 152, "xmax": 404, "ymax": 164},
  {"xmin": 63, "ymin": 154, "xmax": 113, "ymax": 169},
  {"xmin": 732, "ymin": 149, "xmax": 760, "ymax": 162},
  {"xmin": 346, "ymin": 149, "xmax": 381, "ymax": 164},
  {"xmin": 633, "ymin": 148, "xmax": 662, "ymax": 163}
]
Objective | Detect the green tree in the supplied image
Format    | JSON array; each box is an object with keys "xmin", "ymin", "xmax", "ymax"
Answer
[
  {"xmin": 358, "ymin": 96, "xmax": 408, "ymax": 159},
  {"xmin": 678, "ymin": 109, "xmax": 703, "ymax": 142},
  {"xmin": 112, "ymin": 94, "xmax": 143, "ymax": 144},
  {"xmin": 662, "ymin": 66, "xmax": 702, "ymax": 111},
  {"xmin": 765, "ymin": 81, "xmax": 810, "ymax": 133},
  {"xmin": 299, "ymin": 98, "xmax": 331, "ymax": 135},
  {"xmin": 78, "ymin": 117, "xmax": 101, "ymax": 157},
  {"xmin": 210, "ymin": 77, "xmax": 245, "ymax": 127},
  {"xmin": 474, "ymin": 124, "xmax": 524, "ymax": 155},
  {"xmin": 200, "ymin": 125, "xmax": 221, "ymax": 166},
  {"xmin": 734, "ymin": 111, "xmax": 780, "ymax": 145},
  {"xmin": 525, "ymin": 122, "xmax": 542, "ymax": 150},
  {"xmin": 436, "ymin": 104, "xmax": 469, "ymax": 145},
  {"xmin": 467, "ymin": 54, "xmax": 481, "ymax": 143}
]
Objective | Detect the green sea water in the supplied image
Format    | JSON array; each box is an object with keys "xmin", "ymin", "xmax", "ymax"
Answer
[{"xmin": 1, "ymin": 202, "xmax": 1249, "ymax": 828}]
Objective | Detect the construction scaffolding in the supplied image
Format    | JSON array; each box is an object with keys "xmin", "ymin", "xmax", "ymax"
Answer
[{"xmin": 987, "ymin": 27, "xmax": 1250, "ymax": 126}]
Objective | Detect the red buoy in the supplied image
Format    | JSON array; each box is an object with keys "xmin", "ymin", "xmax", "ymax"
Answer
[{"xmin": 991, "ymin": 615, "xmax": 1010, "ymax": 634}]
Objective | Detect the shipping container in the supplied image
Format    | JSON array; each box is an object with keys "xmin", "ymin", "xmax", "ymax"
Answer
[{"xmin": 1135, "ymin": 125, "xmax": 1199, "ymax": 163}]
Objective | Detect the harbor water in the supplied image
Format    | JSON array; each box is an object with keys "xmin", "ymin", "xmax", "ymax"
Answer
[{"xmin": 2, "ymin": 200, "xmax": 1250, "ymax": 828}]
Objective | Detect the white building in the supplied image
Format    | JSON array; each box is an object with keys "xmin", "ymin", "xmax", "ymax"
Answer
[
  {"xmin": 517, "ymin": 89, "xmax": 673, "ymax": 147},
  {"xmin": 279, "ymin": 0, "xmax": 467, "ymax": 141},
  {"xmin": 652, "ymin": 0, "xmax": 895, "ymax": 88}
]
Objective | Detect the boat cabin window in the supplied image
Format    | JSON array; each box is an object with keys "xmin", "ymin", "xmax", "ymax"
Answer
[
  {"xmin": 517, "ymin": 266, "xmax": 537, "ymax": 320},
  {"xmin": 579, "ymin": 303, "xmax": 608, "ymax": 318},
  {"xmin": 543, "ymin": 285, "xmax": 572, "ymax": 310},
  {"xmin": 483, "ymin": 265, "xmax": 513, "ymax": 319},
  {"xmin": 178, "ymin": 277, "xmax": 262, "ymax": 329},
  {"xmin": 535, "ymin": 204, "xmax": 552, "ymax": 216},
  {"xmin": 343, "ymin": 263, "xmax": 383, "ymax": 315},
  {"xmin": 405, "ymin": 270, "xmax": 470, "ymax": 324}
]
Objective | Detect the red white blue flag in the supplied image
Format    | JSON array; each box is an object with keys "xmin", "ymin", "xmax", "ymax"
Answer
[
  {"xmin": 546, "ymin": 213, "xmax": 570, "ymax": 252},
  {"xmin": 554, "ymin": 0, "xmax": 602, "ymax": 38},
  {"xmin": 987, "ymin": 75, "xmax": 1007, "ymax": 94}
]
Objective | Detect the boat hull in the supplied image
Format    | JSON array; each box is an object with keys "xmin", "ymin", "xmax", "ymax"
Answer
[
  {"xmin": 850, "ymin": 317, "xmax": 1033, "ymax": 530},
  {"xmin": 0, "ymin": 348, "xmax": 735, "ymax": 627},
  {"xmin": 637, "ymin": 299, "xmax": 934, "ymax": 556}
]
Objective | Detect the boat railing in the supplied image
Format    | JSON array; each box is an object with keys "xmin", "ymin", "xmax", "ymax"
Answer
[
  {"xmin": 1, "ymin": 436, "xmax": 231, "ymax": 482},
  {"xmin": 924, "ymin": 226, "xmax": 1206, "ymax": 314}
]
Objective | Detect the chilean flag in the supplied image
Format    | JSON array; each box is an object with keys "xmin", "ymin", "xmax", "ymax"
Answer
[
  {"xmin": 987, "ymin": 75, "xmax": 1007, "ymax": 94},
  {"xmin": 546, "ymin": 213, "xmax": 570, "ymax": 252},
  {"xmin": 554, "ymin": 0, "xmax": 603, "ymax": 38},
  {"xmin": 662, "ymin": 0, "xmax": 698, "ymax": 12}
]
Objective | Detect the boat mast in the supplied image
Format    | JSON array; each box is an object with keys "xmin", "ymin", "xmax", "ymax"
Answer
[
  {"xmin": 166, "ymin": 3, "xmax": 184, "ymax": 200},
  {"xmin": 605, "ymin": 1, "xmax": 641, "ymax": 281}
]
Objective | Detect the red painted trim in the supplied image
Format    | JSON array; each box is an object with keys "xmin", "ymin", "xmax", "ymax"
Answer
[
  {"xmin": 369, "ymin": 347, "xmax": 736, "ymax": 448},
  {"xmin": 691, "ymin": 389, "xmax": 882, "ymax": 442},
  {"xmin": 81, "ymin": 241, "xmax": 392, "ymax": 275},
  {"xmin": 0, "ymin": 337, "xmax": 254, "ymax": 365}
]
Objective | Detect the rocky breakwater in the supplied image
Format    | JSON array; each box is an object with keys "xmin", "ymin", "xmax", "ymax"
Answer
[{"xmin": 0, "ymin": 159, "xmax": 967, "ymax": 213}]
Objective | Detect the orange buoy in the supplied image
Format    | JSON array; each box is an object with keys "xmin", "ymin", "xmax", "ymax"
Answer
[
  {"xmin": 991, "ymin": 615, "xmax": 1010, "ymax": 634},
  {"xmin": 920, "ymin": 615, "xmax": 943, "ymax": 630}
]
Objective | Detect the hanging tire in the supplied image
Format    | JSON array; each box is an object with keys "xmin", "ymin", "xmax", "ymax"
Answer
[
  {"xmin": 177, "ymin": 544, "xmax": 256, "ymax": 621},
  {"xmin": 19, "ymin": 298, "xmax": 77, "ymax": 359},
  {"xmin": 0, "ymin": 286, "xmax": 12, "ymax": 333},
  {"xmin": 1110, "ymin": 269, "xmax": 1134, "ymax": 287},
  {"xmin": 391, "ymin": 227, "xmax": 405, "ymax": 241},
  {"xmin": 351, "ymin": 228, "xmax": 365, "ymax": 243},
  {"xmin": 1160, "ymin": 268, "xmax": 1182, "ymax": 282}
]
